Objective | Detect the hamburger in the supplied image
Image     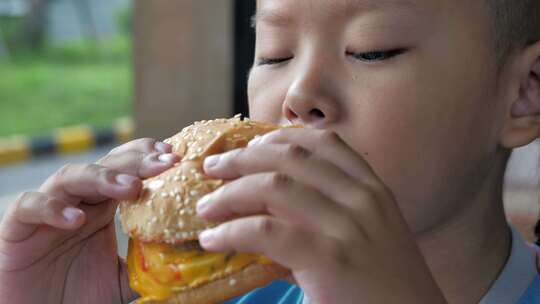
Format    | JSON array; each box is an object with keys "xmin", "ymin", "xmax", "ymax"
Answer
[{"xmin": 119, "ymin": 116, "xmax": 291, "ymax": 304}]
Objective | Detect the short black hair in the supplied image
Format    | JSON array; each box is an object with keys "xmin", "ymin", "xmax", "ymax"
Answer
[{"xmin": 487, "ymin": 0, "xmax": 540, "ymax": 60}]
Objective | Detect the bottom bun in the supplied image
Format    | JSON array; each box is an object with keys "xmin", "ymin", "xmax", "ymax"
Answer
[{"xmin": 145, "ymin": 263, "xmax": 290, "ymax": 304}]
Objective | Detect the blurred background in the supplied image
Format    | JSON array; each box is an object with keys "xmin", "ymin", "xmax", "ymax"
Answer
[
  {"xmin": 0, "ymin": 0, "xmax": 538, "ymax": 253},
  {"xmin": 0, "ymin": 0, "xmax": 133, "ymax": 137}
]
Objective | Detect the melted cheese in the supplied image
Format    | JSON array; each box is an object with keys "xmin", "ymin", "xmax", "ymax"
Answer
[{"xmin": 128, "ymin": 239, "xmax": 271, "ymax": 303}]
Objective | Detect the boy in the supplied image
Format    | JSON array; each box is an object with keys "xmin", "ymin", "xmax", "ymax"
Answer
[{"xmin": 1, "ymin": 0, "xmax": 539, "ymax": 303}]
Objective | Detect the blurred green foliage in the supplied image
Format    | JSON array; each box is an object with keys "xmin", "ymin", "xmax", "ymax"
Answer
[
  {"xmin": 0, "ymin": 60, "xmax": 131, "ymax": 137},
  {"xmin": 0, "ymin": 16, "xmax": 25, "ymax": 54},
  {"xmin": 0, "ymin": 9, "xmax": 133, "ymax": 137},
  {"xmin": 114, "ymin": 6, "xmax": 133, "ymax": 35}
]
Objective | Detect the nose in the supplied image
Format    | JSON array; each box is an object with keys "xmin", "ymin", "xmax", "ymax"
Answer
[{"xmin": 282, "ymin": 61, "xmax": 341, "ymax": 128}]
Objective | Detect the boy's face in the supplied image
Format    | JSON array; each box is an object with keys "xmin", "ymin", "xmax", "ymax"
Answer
[{"xmin": 248, "ymin": 0, "xmax": 507, "ymax": 234}]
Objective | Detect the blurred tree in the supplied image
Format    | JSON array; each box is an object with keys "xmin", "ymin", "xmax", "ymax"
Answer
[
  {"xmin": 22, "ymin": 0, "xmax": 51, "ymax": 51},
  {"xmin": 0, "ymin": 25, "xmax": 9, "ymax": 59},
  {"xmin": 74, "ymin": 0, "xmax": 99, "ymax": 45}
]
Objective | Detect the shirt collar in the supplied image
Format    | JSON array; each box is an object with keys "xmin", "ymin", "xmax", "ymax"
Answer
[{"xmin": 303, "ymin": 225, "xmax": 537, "ymax": 304}]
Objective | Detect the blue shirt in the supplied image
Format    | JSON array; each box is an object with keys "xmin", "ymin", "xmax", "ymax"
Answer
[
  {"xmin": 225, "ymin": 280, "xmax": 304, "ymax": 304},
  {"xmin": 225, "ymin": 225, "xmax": 540, "ymax": 304}
]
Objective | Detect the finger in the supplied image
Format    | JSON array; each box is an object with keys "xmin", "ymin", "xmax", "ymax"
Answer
[
  {"xmin": 105, "ymin": 138, "xmax": 172, "ymax": 156},
  {"xmin": 248, "ymin": 128, "xmax": 380, "ymax": 185},
  {"xmin": 199, "ymin": 216, "xmax": 344, "ymax": 272},
  {"xmin": 203, "ymin": 144, "xmax": 361, "ymax": 208},
  {"xmin": 98, "ymin": 137, "xmax": 180, "ymax": 179},
  {"xmin": 40, "ymin": 163, "xmax": 143, "ymax": 204},
  {"xmin": 196, "ymin": 172, "xmax": 361, "ymax": 240},
  {"xmin": 99, "ymin": 151, "xmax": 179, "ymax": 179},
  {"xmin": 0, "ymin": 192, "xmax": 85, "ymax": 242}
]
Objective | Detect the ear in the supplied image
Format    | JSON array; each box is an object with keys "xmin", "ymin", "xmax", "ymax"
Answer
[{"xmin": 500, "ymin": 41, "xmax": 540, "ymax": 149}]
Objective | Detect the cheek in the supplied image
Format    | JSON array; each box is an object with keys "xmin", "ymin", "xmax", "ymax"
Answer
[
  {"xmin": 247, "ymin": 69, "xmax": 288, "ymax": 124},
  {"xmin": 342, "ymin": 55, "xmax": 501, "ymax": 229}
]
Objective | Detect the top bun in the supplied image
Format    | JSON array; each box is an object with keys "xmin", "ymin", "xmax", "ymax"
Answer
[{"xmin": 119, "ymin": 117, "xmax": 281, "ymax": 244}]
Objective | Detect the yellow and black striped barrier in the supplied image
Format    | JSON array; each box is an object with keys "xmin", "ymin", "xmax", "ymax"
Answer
[{"xmin": 0, "ymin": 117, "xmax": 134, "ymax": 167}]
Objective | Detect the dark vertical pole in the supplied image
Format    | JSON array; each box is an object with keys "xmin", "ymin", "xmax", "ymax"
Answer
[{"xmin": 233, "ymin": 0, "xmax": 256, "ymax": 117}]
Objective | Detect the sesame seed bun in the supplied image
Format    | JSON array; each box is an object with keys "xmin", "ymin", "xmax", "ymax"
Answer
[
  {"xmin": 119, "ymin": 117, "xmax": 280, "ymax": 243},
  {"xmin": 119, "ymin": 117, "xmax": 291, "ymax": 304}
]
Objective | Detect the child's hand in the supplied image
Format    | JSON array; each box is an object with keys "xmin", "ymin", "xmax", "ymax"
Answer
[
  {"xmin": 0, "ymin": 139, "xmax": 179, "ymax": 304},
  {"xmin": 197, "ymin": 129, "xmax": 447, "ymax": 304}
]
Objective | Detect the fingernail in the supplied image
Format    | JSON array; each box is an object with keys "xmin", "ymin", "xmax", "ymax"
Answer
[
  {"xmin": 199, "ymin": 229, "xmax": 215, "ymax": 246},
  {"xmin": 158, "ymin": 153, "xmax": 176, "ymax": 163},
  {"xmin": 204, "ymin": 155, "xmax": 220, "ymax": 169},
  {"xmin": 197, "ymin": 195, "xmax": 212, "ymax": 214},
  {"xmin": 248, "ymin": 135, "xmax": 262, "ymax": 147},
  {"xmin": 116, "ymin": 174, "xmax": 138, "ymax": 186},
  {"xmin": 155, "ymin": 142, "xmax": 170, "ymax": 153},
  {"xmin": 62, "ymin": 207, "xmax": 81, "ymax": 223}
]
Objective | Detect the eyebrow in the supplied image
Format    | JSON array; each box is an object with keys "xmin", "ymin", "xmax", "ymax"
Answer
[{"xmin": 251, "ymin": 0, "xmax": 418, "ymax": 28}]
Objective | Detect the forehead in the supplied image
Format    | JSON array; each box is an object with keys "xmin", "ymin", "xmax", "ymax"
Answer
[
  {"xmin": 254, "ymin": 0, "xmax": 492, "ymax": 42},
  {"xmin": 255, "ymin": 0, "xmax": 426, "ymax": 23}
]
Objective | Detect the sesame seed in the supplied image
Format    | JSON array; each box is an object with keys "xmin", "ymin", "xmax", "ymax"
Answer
[
  {"xmin": 229, "ymin": 279, "xmax": 237, "ymax": 286},
  {"xmin": 145, "ymin": 200, "xmax": 153, "ymax": 207},
  {"xmin": 190, "ymin": 190, "xmax": 199, "ymax": 196},
  {"xmin": 196, "ymin": 147, "xmax": 203, "ymax": 153},
  {"xmin": 161, "ymin": 192, "xmax": 169, "ymax": 198},
  {"xmin": 178, "ymin": 221, "xmax": 185, "ymax": 229},
  {"xmin": 190, "ymin": 169, "xmax": 197, "ymax": 174},
  {"xmin": 151, "ymin": 217, "xmax": 157, "ymax": 223},
  {"xmin": 180, "ymin": 210, "xmax": 186, "ymax": 215},
  {"xmin": 148, "ymin": 179, "xmax": 165, "ymax": 190},
  {"xmin": 175, "ymin": 195, "xmax": 181, "ymax": 203},
  {"xmin": 181, "ymin": 175, "xmax": 187, "ymax": 181},
  {"xmin": 173, "ymin": 176, "xmax": 180, "ymax": 181}
]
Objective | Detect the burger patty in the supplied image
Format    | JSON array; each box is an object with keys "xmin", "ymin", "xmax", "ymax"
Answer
[
  {"xmin": 175, "ymin": 240, "xmax": 204, "ymax": 251},
  {"xmin": 174, "ymin": 241, "xmax": 237, "ymax": 263}
]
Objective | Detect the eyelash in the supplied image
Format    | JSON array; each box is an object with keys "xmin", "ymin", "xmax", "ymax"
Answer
[
  {"xmin": 257, "ymin": 57, "xmax": 293, "ymax": 66},
  {"xmin": 347, "ymin": 49, "xmax": 408, "ymax": 62},
  {"xmin": 257, "ymin": 48, "xmax": 407, "ymax": 66}
]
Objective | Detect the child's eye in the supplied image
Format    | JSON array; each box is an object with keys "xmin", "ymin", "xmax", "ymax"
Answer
[
  {"xmin": 348, "ymin": 49, "xmax": 407, "ymax": 62},
  {"xmin": 257, "ymin": 57, "xmax": 293, "ymax": 66}
]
